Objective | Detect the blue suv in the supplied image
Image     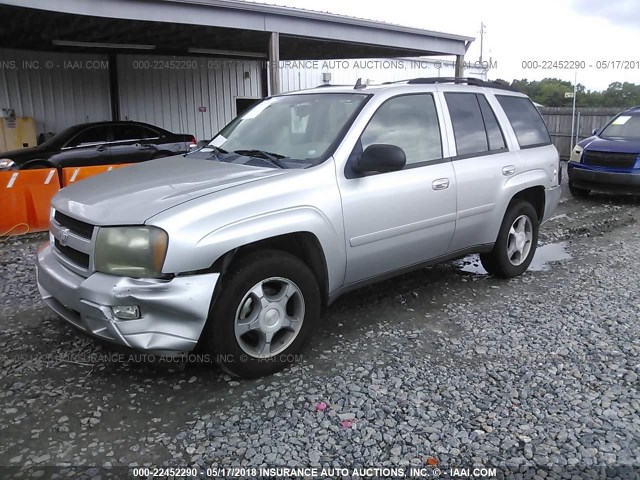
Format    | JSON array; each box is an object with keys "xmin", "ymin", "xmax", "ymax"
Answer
[{"xmin": 568, "ymin": 106, "xmax": 640, "ymax": 196}]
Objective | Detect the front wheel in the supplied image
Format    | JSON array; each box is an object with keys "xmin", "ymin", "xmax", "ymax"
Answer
[
  {"xmin": 202, "ymin": 250, "xmax": 321, "ymax": 378},
  {"xmin": 569, "ymin": 182, "xmax": 590, "ymax": 197},
  {"xmin": 480, "ymin": 200, "xmax": 539, "ymax": 278}
]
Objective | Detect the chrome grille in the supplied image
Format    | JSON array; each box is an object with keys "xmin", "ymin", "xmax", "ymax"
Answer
[
  {"xmin": 54, "ymin": 211, "xmax": 94, "ymax": 239},
  {"xmin": 54, "ymin": 239, "xmax": 90, "ymax": 269},
  {"xmin": 50, "ymin": 210, "xmax": 95, "ymax": 277}
]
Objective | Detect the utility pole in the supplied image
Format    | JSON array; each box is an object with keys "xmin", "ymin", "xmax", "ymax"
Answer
[
  {"xmin": 570, "ymin": 71, "xmax": 578, "ymax": 148},
  {"xmin": 479, "ymin": 22, "xmax": 486, "ymax": 63}
]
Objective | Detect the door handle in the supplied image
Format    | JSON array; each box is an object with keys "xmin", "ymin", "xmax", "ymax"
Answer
[
  {"xmin": 96, "ymin": 145, "xmax": 107, "ymax": 152},
  {"xmin": 432, "ymin": 178, "xmax": 450, "ymax": 190},
  {"xmin": 502, "ymin": 165, "xmax": 516, "ymax": 176}
]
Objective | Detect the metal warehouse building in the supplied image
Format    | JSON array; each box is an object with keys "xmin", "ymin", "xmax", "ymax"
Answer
[{"xmin": 0, "ymin": 0, "xmax": 473, "ymax": 144}]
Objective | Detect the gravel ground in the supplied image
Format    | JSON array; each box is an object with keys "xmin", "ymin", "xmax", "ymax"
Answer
[{"xmin": 0, "ymin": 166, "xmax": 639, "ymax": 479}]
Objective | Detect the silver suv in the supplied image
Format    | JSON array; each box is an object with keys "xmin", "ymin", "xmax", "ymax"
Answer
[{"xmin": 36, "ymin": 78, "xmax": 561, "ymax": 378}]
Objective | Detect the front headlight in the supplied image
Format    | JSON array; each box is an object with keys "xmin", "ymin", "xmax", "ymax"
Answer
[
  {"xmin": 569, "ymin": 145, "xmax": 583, "ymax": 163},
  {"xmin": 0, "ymin": 158, "xmax": 15, "ymax": 169},
  {"xmin": 94, "ymin": 226, "xmax": 168, "ymax": 278}
]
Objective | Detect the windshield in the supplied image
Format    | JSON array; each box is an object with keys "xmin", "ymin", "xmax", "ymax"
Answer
[
  {"xmin": 600, "ymin": 113, "xmax": 640, "ymax": 140},
  {"xmin": 201, "ymin": 93, "xmax": 368, "ymax": 167}
]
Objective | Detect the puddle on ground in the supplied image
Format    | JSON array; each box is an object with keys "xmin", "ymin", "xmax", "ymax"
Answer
[{"xmin": 456, "ymin": 242, "xmax": 572, "ymax": 275}]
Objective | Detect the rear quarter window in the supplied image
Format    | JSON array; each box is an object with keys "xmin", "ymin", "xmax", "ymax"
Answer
[{"xmin": 496, "ymin": 95, "xmax": 551, "ymax": 148}]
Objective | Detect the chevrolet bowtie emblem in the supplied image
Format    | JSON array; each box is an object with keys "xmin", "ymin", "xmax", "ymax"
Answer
[{"xmin": 59, "ymin": 228, "xmax": 70, "ymax": 246}]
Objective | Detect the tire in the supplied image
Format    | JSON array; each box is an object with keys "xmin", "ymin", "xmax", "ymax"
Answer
[
  {"xmin": 202, "ymin": 249, "xmax": 321, "ymax": 378},
  {"xmin": 569, "ymin": 182, "xmax": 590, "ymax": 197},
  {"xmin": 480, "ymin": 200, "xmax": 539, "ymax": 278}
]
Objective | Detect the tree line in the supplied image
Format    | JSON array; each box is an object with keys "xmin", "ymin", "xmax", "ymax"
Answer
[{"xmin": 492, "ymin": 78, "xmax": 640, "ymax": 108}]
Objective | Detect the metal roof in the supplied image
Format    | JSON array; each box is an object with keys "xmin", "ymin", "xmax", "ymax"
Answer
[
  {"xmin": 182, "ymin": 0, "xmax": 474, "ymax": 41},
  {"xmin": 0, "ymin": 0, "xmax": 473, "ymax": 58}
]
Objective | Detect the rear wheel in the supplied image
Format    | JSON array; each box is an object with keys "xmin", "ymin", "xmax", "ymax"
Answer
[
  {"xmin": 480, "ymin": 200, "xmax": 539, "ymax": 278},
  {"xmin": 569, "ymin": 182, "xmax": 590, "ymax": 197},
  {"xmin": 203, "ymin": 250, "xmax": 320, "ymax": 378}
]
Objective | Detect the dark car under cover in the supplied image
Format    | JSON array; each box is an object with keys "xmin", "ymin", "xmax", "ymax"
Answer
[{"xmin": 0, "ymin": 121, "xmax": 195, "ymax": 171}]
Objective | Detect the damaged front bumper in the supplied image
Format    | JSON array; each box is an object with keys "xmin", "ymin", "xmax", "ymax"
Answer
[{"xmin": 36, "ymin": 243, "xmax": 219, "ymax": 355}]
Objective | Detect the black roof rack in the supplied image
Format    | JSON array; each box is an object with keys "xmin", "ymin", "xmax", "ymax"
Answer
[
  {"xmin": 383, "ymin": 77, "xmax": 518, "ymax": 92},
  {"xmin": 315, "ymin": 83, "xmax": 352, "ymax": 88}
]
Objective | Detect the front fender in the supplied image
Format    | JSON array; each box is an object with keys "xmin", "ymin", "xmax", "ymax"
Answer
[{"xmin": 160, "ymin": 206, "xmax": 345, "ymax": 294}]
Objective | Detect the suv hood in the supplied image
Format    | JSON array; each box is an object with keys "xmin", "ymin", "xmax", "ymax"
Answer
[
  {"xmin": 581, "ymin": 137, "xmax": 640, "ymax": 154},
  {"xmin": 52, "ymin": 155, "xmax": 286, "ymax": 225}
]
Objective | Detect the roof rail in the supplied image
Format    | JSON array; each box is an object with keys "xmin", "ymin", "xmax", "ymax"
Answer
[
  {"xmin": 384, "ymin": 77, "xmax": 518, "ymax": 92},
  {"xmin": 314, "ymin": 83, "xmax": 353, "ymax": 88}
]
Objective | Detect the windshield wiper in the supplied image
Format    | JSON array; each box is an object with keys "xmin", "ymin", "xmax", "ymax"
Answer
[
  {"xmin": 233, "ymin": 149, "xmax": 288, "ymax": 169},
  {"xmin": 208, "ymin": 145, "xmax": 228, "ymax": 159},
  {"xmin": 187, "ymin": 145, "xmax": 228, "ymax": 159}
]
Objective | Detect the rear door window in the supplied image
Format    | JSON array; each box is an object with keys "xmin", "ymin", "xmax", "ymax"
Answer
[
  {"xmin": 113, "ymin": 125, "xmax": 156, "ymax": 142},
  {"xmin": 496, "ymin": 95, "xmax": 551, "ymax": 148},
  {"xmin": 477, "ymin": 95, "xmax": 506, "ymax": 151},
  {"xmin": 67, "ymin": 126, "xmax": 111, "ymax": 147},
  {"xmin": 445, "ymin": 93, "xmax": 488, "ymax": 156}
]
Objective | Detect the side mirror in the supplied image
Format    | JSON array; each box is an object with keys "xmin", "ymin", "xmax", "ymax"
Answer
[
  {"xmin": 353, "ymin": 144, "xmax": 406, "ymax": 174},
  {"xmin": 592, "ymin": 128, "xmax": 599, "ymax": 136}
]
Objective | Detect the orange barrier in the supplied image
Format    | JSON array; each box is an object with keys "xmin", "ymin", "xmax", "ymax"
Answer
[
  {"xmin": 1, "ymin": 168, "xmax": 60, "ymax": 235},
  {"xmin": 61, "ymin": 164, "xmax": 130, "ymax": 187},
  {"xmin": 1, "ymin": 164, "xmax": 133, "ymax": 237}
]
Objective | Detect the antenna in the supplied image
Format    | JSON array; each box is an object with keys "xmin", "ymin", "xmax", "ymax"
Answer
[{"xmin": 354, "ymin": 78, "xmax": 366, "ymax": 90}]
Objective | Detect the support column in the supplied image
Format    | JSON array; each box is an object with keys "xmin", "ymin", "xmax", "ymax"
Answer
[
  {"xmin": 454, "ymin": 54, "xmax": 464, "ymax": 78},
  {"xmin": 108, "ymin": 53, "xmax": 120, "ymax": 120},
  {"xmin": 268, "ymin": 32, "xmax": 280, "ymax": 95}
]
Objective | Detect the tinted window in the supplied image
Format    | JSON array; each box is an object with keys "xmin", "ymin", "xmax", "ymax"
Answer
[
  {"xmin": 477, "ymin": 95, "xmax": 506, "ymax": 151},
  {"xmin": 445, "ymin": 93, "xmax": 488, "ymax": 156},
  {"xmin": 67, "ymin": 126, "xmax": 110, "ymax": 146},
  {"xmin": 113, "ymin": 125, "xmax": 157, "ymax": 142},
  {"xmin": 360, "ymin": 94, "xmax": 442, "ymax": 165},
  {"xmin": 496, "ymin": 95, "xmax": 551, "ymax": 148}
]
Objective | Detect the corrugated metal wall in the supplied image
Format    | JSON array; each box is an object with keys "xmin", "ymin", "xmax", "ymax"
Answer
[
  {"xmin": 1, "ymin": 49, "xmax": 488, "ymax": 145},
  {"xmin": 278, "ymin": 58, "xmax": 488, "ymax": 92},
  {"xmin": 0, "ymin": 48, "xmax": 111, "ymax": 137},
  {"xmin": 117, "ymin": 55, "xmax": 263, "ymax": 141}
]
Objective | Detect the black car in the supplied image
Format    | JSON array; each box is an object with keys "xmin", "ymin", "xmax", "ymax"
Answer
[{"xmin": 0, "ymin": 121, "xmax": 196, "ymax": 170}]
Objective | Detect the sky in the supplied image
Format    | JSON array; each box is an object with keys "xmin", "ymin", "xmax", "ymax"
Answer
[{"xmin": 253, "ymin": 0, "xmax": 640, "ymax": 91}]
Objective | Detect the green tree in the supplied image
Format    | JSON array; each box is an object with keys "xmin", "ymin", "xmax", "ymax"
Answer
[{"xmin": 495, "ymin": 78, "xmax": 640, "ymax": 108}]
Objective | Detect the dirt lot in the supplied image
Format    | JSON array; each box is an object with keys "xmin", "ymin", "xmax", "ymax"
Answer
[{"xmin": 0, "ymin": 164, "xmax": 639, "ymax": 479}]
